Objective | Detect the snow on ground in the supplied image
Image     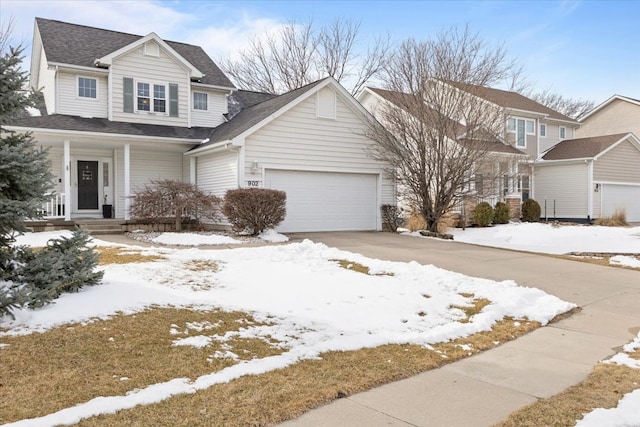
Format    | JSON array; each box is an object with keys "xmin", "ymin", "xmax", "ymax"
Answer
[
  {"xmin": 1, "ymin": 230, "xmax": 572, "ymax": 426},
  {"xmin": 444, "ymin": 222, "xmax": 640, "ymax": 255},
  {"xmin": 576, "ymin": 330, "xmax": 640, "ymax": 427},
  {"xmin": 609, "ymin": 255, "xmax": 640, "ymax": 269},
  {"xmin": 151, "ymin": 232, "xmax": 242, "ymax": 246}
]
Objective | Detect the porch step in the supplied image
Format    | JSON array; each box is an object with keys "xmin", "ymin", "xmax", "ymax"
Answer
[{"xmin": 75, "ymin": 219, "xmax": 125, "ymax": 235}]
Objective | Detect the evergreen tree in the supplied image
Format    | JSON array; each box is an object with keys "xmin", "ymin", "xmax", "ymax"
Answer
[{"xmin": 0, "ymin": 36, "xmax": 104, "ymax": 318}]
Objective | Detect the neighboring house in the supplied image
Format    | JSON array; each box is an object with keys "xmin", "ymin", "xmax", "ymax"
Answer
[
  {"xmin": 533, "ymin": 133, "xmax": 640, "ymax": 222},
  {"xmin": 6, "ymin": 18, "xmax": 394, "ymax": 232},
  {"xmin": 577, "ymin": 95, "xmax": 640, "ymax": 138},
  {"xmin": 358, "ymin": 84, "xmax": 575, "ymax": 217}
]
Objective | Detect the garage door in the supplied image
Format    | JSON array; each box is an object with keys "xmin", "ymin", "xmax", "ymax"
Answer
[
  {"xmin": 601, "ymin": 184, "xmax": 640, "ymax": 222},
  {"xmin": 265, "ymin": 170, "xmax": 378, "ymax": 232}
]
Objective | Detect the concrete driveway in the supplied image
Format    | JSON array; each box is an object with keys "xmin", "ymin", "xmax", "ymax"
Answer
[{"xmin": 279, "ymin": 231, "xmax": 640, "ymax": 427}]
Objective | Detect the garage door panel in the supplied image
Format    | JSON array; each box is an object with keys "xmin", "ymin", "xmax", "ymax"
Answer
[
  {"xmin": 265, "ymin": 170, "xmax": 378, "ymax": 232},
  {"xmin": 601, "ymin": 184, "xmax": 640, "ymax": 222}
]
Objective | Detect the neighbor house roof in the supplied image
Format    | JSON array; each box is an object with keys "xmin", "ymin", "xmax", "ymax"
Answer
[
  {"xmin": 541, "ymin": 133, "xmax": 631, "ymax": 160},
  {"xmin": 579, "ymin": 94, "xmax": 640, "ymax": 122},
  {"xmin": 444, "ymin": 80, "xmax": 577, "ymax": 123},
  {"xmin": 35, "ymin": 18, "xmax": 234, "ymax": 88},
  {"xmin": 7, "ymin": 115, "xmax": 212, "ymax": 140},
  {"xmin": 196, "ymin": 79, "xmax": 326, "ymax": 148},
  {"xmin": 366, "ymin": 87, "xmax": 525, "ymax": 155}
]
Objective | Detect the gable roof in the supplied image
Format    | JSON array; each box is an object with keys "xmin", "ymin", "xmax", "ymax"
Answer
[
  {"xmin": 541, "ymin": 133, "xmax": 633, "ymax": 161},
  {"xmin": 364, "ymin": 87, "xmax": 525, "ymax": 156},
  {"xmin": 194, "ymin": 79, "xmax": 327, "ymax": 149},
  {"xmin": 579, "ymin": 94, "xmax": 640, "ymax": 122},
  {"xmin": 444, "ymin": 81, "xmax": 577, "ymax": 123},
  {"xmin": 226, "ymin": 90, "xmax": 279, "ymax": 120},
  {"xmin": 7, "ymin": 114, "xmax": 212, "ymax": 140},
  {"xmin": 35, "ymin": 18, "xmax": 234, "ymax": 89}
]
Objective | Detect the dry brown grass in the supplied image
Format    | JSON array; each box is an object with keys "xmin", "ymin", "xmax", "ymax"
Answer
[
  {"xmin": 407, "ymin": 212, "xmax": 427, "ymax": 231},
  {"xmin": 495, "ymin": 363, "xmax": 640, "ymax": 426},
  {"xmin": 96, "ymin": 246, "xmax": 164, "ymax": 265},
  {"xmin": 0, "ymin": 308, "xmax": 281, "ymax": 424},
  {"xmin": 594, "ymin": 208, "xmax": 629, "ymax": 226},
  {"xmin": 452, "ymin": 293, "xmax": 492, "ymax": 323},
  {"xmin": 71, "ymin": 318, "xmax": 540, "ymax": 427},
  {"xmin": 331, "ymin": 259, "xmax": 394, "ymax": 276}
]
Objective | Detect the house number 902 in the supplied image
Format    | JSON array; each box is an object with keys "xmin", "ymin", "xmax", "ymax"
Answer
[{"xmin": 246, "ymin": 180, "xmax": 260, "ymax": 187}]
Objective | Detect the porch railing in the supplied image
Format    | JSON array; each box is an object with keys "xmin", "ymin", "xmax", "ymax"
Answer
[{"xmin": 41, "ymin": 193, "xmax": 66, "ymax": 219}]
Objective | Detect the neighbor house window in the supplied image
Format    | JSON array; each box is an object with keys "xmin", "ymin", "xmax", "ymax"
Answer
[
  {"xmin": 137, "ymin": 82, "xmax": 166, "ymax": 113},
  {"xmin": 518, "ymin": 175, "xmax": 530, "ymax": 200},
  {"xmin": 540, "ymin": 123, "xmax": 547, "ymax": 137},
  {"xmin": 559, "ymin": 126, "xmax": 566, "ymax": 139},
  {"xmin": 78, "ymin": 77, "xmax": 97, "ymax": 99},
  {"xmin": 507, "ymin": 117, "xmax": 534, "ymax": 148},
  {"xmin": 193, "ymin": 92, "xmax": 208, "ymax": 110},
  {"xmin": 474, "ymin": 173, "xmax": 484, "ymax": 196}
]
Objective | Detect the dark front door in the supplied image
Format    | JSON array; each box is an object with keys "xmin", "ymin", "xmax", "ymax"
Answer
[{"xmin": 78, "ymin": 160, "xmax": 99, "ymax": 210}]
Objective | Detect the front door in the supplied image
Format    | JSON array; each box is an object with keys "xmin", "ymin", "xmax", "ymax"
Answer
[{"xmin": 77, "ymin": 160, "xmax": 99, "ymax": 210}]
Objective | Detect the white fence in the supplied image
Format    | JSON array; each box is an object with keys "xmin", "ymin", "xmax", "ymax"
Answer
[{"xmin": 41, "ymin": 193, "xmax": 66, "ymax": 219}]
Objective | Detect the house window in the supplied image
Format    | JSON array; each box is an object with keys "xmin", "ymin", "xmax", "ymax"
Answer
[
  {"xmin": 193, "ymin": 92, "xmax": 208, "ymax": 110},
  {"xmin": 475, "ymin": 173, "xmax": 484, "ymax": 196},
  {"xmin": 518, "ymin": 175, "xmax": 530, "ymax": 200},
  {"xmin": 78, "ymin": 77, "xmax": 97, "ymax": 99},
  {"xmin": 137, "ymin": 82, "xmax": 166, "ymax": 113},
  {"xmin": 503, "ymin": 174, "xmax": 510, "ymax": 195},
  {"xmin": 559, "ymin": 126, "xmax": 566, "ymax": 139},
  {"xmin": 508, "ymin": 118, "xmax": 535, "ymax": 148},
  {"xmin": 540, "ymin": 123, "xmax": 547, "ymax": 137}
]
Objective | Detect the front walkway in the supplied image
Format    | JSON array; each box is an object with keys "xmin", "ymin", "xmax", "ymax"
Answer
[{"xmin": 275, "ymin": 231, "xmax": 640, "ymax": 426}]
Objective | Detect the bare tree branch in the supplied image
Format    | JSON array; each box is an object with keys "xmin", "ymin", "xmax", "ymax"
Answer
[{"xmin": 529, "ymin": 89, "xmax": 595, "ymax": 119}]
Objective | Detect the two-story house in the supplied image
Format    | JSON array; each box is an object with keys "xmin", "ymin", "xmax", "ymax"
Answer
[
  {"xmin": 358, "ymin": 82, "xmax": 580, "ymax": 219},
  {"xmin": 7, "ymin": 18, "xmax": 395, "ymax": 232}
]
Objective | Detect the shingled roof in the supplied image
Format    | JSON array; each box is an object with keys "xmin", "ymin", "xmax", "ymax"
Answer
[
  {"xmin": 541, "ymin": 133, "xmax": 630, "ymax": 160},
  {"xmin": 35, "ymin": 18, "xmax": 234, "ymax": 88},
  {"xmin": 8, "ymin": 115, "xmax": 212, "ymax": 140},
  {"xmin": 197, "ymin": 79, "xmax": 326, "ymax": 148},
  {"xmin": 444, "ymin": 81, "xmax": 577, "ymax": 123}
]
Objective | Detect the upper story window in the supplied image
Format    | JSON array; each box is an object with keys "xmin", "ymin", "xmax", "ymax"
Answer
[
  {"xmin": 559, "ymin": 126, "xmax": 566, "ymax": 139},
  {"xmin": 507, "ymin": 117, "xmax": 535, "ymax": 148},
  {"xmin": 78, "ymin": 77, "xmax": 97, "ymax": 99},
  {"xmin": 137, "ymin": 82, "xmax": 166, "ymax": 113},
  {"xmin": 540, "ymin": 123, "xmax": 547, "ymax": 137},
  {"xmin": 193, "ymin": 92, "xmax": 208, "ymax": 110}
]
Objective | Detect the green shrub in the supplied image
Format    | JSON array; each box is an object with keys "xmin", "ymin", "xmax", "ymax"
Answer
[
  {"xmin": 493, "ymin": 202, "xmax": 510, "ymax": 224},
  {"xmin": 223, "ymin": 188, "xmax": 286, "ymax": 235},
  {"xmin": 473, "ymin": 202, "xmax": 494, "ymax": 227},
  {"xmin": 521, "ymin": 198, "xmax": 541, "ymax": 222}
]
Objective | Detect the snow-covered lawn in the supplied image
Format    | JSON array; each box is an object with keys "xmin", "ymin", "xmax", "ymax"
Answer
[{"xmin": 1, "ymin": 230, "xmax": 573, "ymax": 426}]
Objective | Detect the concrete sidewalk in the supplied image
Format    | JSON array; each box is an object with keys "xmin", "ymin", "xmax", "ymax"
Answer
[{"xmin": 277, "ymin": 232, "xmax": 640, "ymax": 427}]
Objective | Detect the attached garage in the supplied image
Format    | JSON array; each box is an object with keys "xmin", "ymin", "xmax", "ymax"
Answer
[
  {"xmin": 265, "ymin": 169, "xmax": 379, "ymax": 232},
  {"xmin": 600, "ymin": 184, "xmax": 640, "ymax": 222}
]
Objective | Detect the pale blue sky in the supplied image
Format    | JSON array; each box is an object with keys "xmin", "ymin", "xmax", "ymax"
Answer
[{"xmin": 2, "ymin": 0, "xmax": 638, "ymax": 103}]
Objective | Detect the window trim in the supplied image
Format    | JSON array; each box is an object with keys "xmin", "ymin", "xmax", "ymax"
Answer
[
  {"xmin": 540, "ymin": 123, "xmax": 547, "ymax": 138},
  {"xmin": 507, "ymin": 117, "xmax": 535, "ymax": 149},
  {"xmin": 77, "ymin": 76, "xmax": 98, "ymax": 100},
  {"xmin": 193, "ymin": 91, "xmax": 208, "ymax": 111},
  {"xmin": 135, "ymin": 80, "xmax": 168, "ymax": 115},
  {"xmin": 559, "ymin": 126, "xmax": 567, "ymax": 140}
]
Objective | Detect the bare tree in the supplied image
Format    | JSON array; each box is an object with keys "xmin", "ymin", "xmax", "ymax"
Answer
[
  {"xmin": 529, "ymin": 89, "xmax": 595, "ymax": 120},
  {"xmin": 366, "ymin": 27, "xmax": 518, "ymax": 232},
  {"xmin": 220, "ymin": 18, "xmax": 391, "ymax": 95}
]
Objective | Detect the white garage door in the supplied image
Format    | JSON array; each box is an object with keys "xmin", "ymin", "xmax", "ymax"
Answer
[
  {"xmin": 601, "ymin": 184, "xmax": 640, "ymax": 222},
  {"xmin": 265, "ymin": 170, "xmax": 378, "ymax": 232}
]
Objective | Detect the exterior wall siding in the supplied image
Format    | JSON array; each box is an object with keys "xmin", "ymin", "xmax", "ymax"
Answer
[
  {"xmin": 196, "ymin": 149, "xmax": 238, "ymax": 198},
  {"xmin": 594, "ymin": 140, "xmax": 640, "ymax": 183},
  {"xmin": 578, "ymin": 100, "xmax": 640, "ymax": 138},
  {"xmin": 111, "ymin": 45, "xmax": 190, "ymax": 126},
  {"xmin": 190, "ymin": 89, "xmax": 228, "ymax": 127},
  {"xmin": 533, "ymin": 162, "xmax": 589, "ymax": 219},
  {"xmin": 243, "ymin": 92, "xmax": 395, "ymax": 205},
  {"xmin": 38, "ymin": 46, "xmax": 57, "ymax": 114},
  {"xmin": 56, "ymin": 72, "xmax": 108, "ymax": 118}
]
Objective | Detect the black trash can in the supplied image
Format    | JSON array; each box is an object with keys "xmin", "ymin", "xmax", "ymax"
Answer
[{"xmin": 102, "ymin": 204, "xmax": 113, "ymax": 219}]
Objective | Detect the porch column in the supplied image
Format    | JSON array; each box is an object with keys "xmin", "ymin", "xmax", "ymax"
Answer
[
  {"xmin": 63, "ymin": 140, "xmax": 71, "ymax": 221},
  {"xmin": 190, "ymin": 157, "xmax": 196, "ymax": 185},
  {"xmin": 124, "ymin": 144, "xmax": 131, "ymax": 220}
]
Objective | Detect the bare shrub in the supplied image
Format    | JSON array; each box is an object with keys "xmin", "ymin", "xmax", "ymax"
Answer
[
  {"xmin": 595, "ymin": 209, "xmax": 628, "ymax": 227},
  {"xmin": 407, "ymin": 211, "xmax": 427, "ymax": 231},
  {"xmin": 223, "ymin": 189, "xmax": 286, "ymax": 235},
  {"xmin": 129, "ymin": 180, "xmax": 222, "ymax": 231},
  {"xmin": 381, "ymin": 204, "xmax": 402, "ymax": 232}
]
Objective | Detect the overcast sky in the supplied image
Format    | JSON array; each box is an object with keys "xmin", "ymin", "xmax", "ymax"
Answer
[{"xmin": 2, "ymin": 0, "xmax": 638, "ymax": 103}]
